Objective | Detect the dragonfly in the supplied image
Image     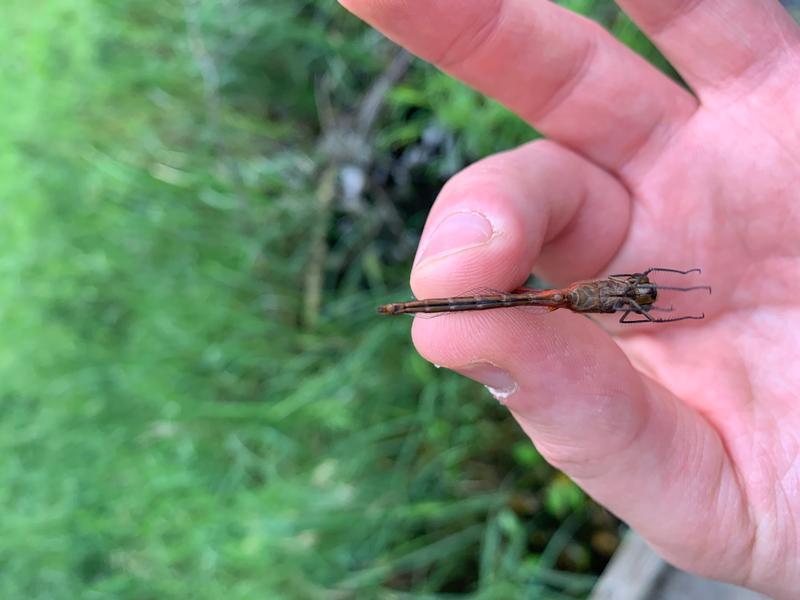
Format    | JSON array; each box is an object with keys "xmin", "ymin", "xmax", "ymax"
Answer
[{"xmin": 377, "ymin": 267, "xmax": 711, "ymax": 324}]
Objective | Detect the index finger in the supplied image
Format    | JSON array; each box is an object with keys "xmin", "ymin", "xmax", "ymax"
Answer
[{"xmin": 339, "ymin": 0, "xmax": 696, "ymax": 173}]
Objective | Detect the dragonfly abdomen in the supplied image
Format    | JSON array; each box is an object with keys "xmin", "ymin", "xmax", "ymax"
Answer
[{"xmin": 377, "ymin": 292, "xmax": 561, "ymax": 315}]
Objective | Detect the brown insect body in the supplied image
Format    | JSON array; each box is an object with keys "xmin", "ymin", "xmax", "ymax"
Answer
[
  {"xmin": 564, "ymin": 275, "xmax": 657, "ymax": 314},
  {"xmin": 377, "ymin": 268, "xmax": 709, "ymax": 324}
]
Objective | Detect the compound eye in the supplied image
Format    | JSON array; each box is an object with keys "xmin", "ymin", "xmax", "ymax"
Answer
[{"xmin": 552, "ymin": 293, "xmax": 563, "ymax": 302}]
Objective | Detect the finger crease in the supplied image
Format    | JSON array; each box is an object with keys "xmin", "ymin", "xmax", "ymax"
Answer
[
  {"xmin": 708, "ymin": 40, "xmax": 798, "ymax": 98},
  {"xmin": 434, "ymin": 0, "xmax": 506, "ymax": 72},
  {"xmin": 645, "ymin": 0, "xmax": 707, "ymax": 38},
  {"xmin": 526, "ymin": 30, "xmax": 598, "ymax": 123}
]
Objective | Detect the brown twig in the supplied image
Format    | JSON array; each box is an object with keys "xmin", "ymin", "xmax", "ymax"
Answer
[{"xmin": 302, "ymin": 48, "xmax": 413, "ymax": 328}]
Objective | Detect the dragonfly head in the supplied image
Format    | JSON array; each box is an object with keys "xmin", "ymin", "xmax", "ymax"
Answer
[{"xmin": 631, "ymin": 275, "xmax": 657, "ymax": 307}]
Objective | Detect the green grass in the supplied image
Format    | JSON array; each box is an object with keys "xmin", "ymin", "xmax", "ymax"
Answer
[{"xmin": 0, "ymin": 1, "xmax": 649, "ymax": 597}]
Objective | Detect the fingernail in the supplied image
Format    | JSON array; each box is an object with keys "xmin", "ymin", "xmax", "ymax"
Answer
[
  {"xmin": 416, "ymin": 211, "xmax": 494, "ymax": 267},
  {"xmin": 458, "ymin": 362, "xmax": 518, "ymax": 404}
]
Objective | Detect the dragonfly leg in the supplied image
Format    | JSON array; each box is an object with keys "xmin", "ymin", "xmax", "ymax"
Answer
[
  {"xmin": 653, "ymin": 284, "xmax": 712, "ymax": 294},
  {"xmin": 619, "ymin": 311, "xmax": 658, "ymax": 323},
  {"xmin": 615, "ymin": 298, "xmax": 704, "ymax": 323},
  {"xmin": 618, "ymin": 304, "xmax": 656, "ymax": 323},
  {"xmin": 620, "ymin": 312, "xmax": 705, "ymax": 324},
  {"xmin": 616, "ymin": 301, "xmax": 704, "ymax": 324},
  {"xmin": 642, "ymin": 267, "xmax": 702, "ymax": 276},
  {"xmin": 610, "ymin": 267, "xmax": 702, "ymax": 278},
  {"xmin": 614, "ymin": 299, "xmax": 654, "ymax": 323}
]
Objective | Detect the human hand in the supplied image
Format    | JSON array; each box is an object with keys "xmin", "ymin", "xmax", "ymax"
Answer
[{"xmin": 340, "ymin": 0, "xmax": 800, "ymax": 596}]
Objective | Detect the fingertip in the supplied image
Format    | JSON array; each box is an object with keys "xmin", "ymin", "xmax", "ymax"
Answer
[
  {"xmin": 409, "ymin": 188, "xmax": 540, "ymax": 299},
  {"xmin": 410, "ymin": 238, "xmax": 532, "ymax": 300},
  {"xmin": 413, "ymin": 210, "xmax": 495, "ymax": 267}
]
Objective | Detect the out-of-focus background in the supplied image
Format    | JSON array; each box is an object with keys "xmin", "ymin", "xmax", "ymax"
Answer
[{"xmin": 3, "ymin": 2, "xmax": 796, "ymax": 598}]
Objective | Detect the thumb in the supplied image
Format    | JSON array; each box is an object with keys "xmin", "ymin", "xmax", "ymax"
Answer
[{"xmin": 411, "ymin": 310, "xmax": 751, "ymax": 580}]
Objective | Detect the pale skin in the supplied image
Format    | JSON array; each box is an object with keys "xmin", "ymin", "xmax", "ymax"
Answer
[{"xmin": 339, "ymin": 0, "xmax": 800, "ymax": 596}]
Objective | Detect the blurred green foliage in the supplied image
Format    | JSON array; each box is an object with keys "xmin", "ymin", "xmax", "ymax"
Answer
[{"xmin": 0, "ymin": 0, "xmax": 675, "ymax": 597}]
